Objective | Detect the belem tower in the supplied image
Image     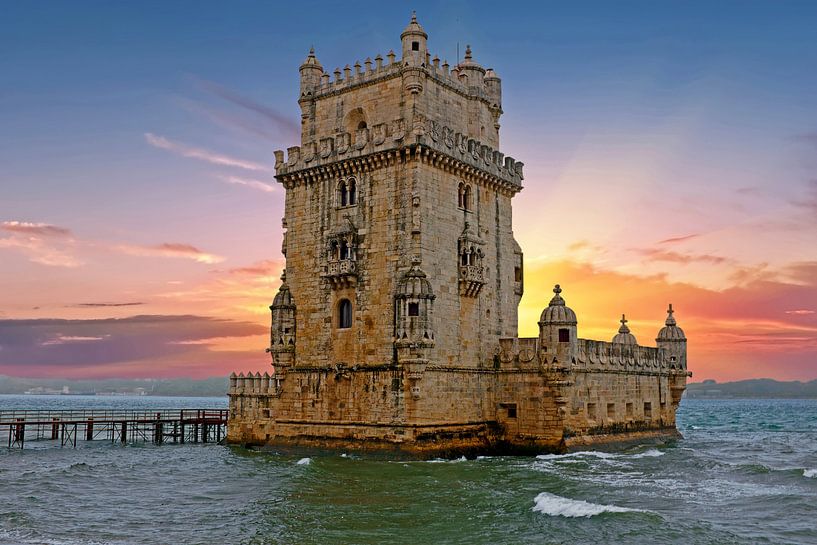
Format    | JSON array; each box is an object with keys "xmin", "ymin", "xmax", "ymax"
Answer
[{"xmin": 227, "ymin": 15, "xmax": 691, "ymax": 456}]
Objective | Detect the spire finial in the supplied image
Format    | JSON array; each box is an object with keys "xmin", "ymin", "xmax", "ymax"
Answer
[
  {"xmin": 465, "ymin": 44, "xmax": 472, "ymax": 60},
  {"xmin": 668, "ymin": 303, "xmax": 674, "ymax": 315},
  {"xmin": 665, "ymin": 303, "xmax": 677, "ymax": 326},
  {"xmin": 411, "ymin": 10, "xmax": 417, "ymax": 23},
  {"xmin": 553, "ymin": 284, "xmax": 562, "ymax": 295},
  {"xmin": 309, "ymin": 45, "xmax": 314, "ymax": 56},
  {"xmin": 621, "ymin": 314, "xmax": 627, "ymax": 326}
]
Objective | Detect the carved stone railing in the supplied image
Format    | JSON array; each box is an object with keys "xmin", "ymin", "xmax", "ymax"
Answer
[
  {"xmin": 322, "ymin": 258, "xmax": 357, "ymax": 288},
  {"xmin": 459, "ymin": 264, "xmax": 485, "ymax": 297}
]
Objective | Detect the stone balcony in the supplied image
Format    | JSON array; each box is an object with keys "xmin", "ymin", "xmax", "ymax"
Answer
[
  {"xmin": 322, "ymin": 258, "xmax": 358, "ymax": 288},
  {"xmin": 459, "ymin": 264, "xmax": 485, "ymax": 297}
]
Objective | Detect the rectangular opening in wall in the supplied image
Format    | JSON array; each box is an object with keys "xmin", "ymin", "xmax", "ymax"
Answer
[
  {"xmin": 626, "ymin": 402, "xmax": 634, "ymax": 417},
  {"xmin": 607, "ymin": 403, "xmax": 615, "ymax": 418},
  {"xmin": 408, "ymin": 302, "xmax": 419, "ymax": 316},
  {"xmin": 644, "ymin": 402, "xmax": 652, "ymax": 419},
  {"xmin": 558, "ymin": 328, "xmax": 570, "ymax": 343},
  {"xmin": 587, "ymin": 402, "xmax": 597, "ymax": 420},
  {"xmin": 514, "ymin": 266, "xmax": 522, "ymax": 282},
  {"xmin": 499, "ymin": 402, "xmax": 517, "ymax": 419}
]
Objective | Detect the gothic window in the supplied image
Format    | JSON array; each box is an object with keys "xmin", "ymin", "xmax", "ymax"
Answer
[
  {"xmin": 339, "ymin": 240, "xmax": 349, "ymax": 260},
  {"xmin": 348, "ymin": 177, "xmax": 357, "ymax": 205},
  {"xmin": 330, "ymin": 240, "xmax": 339, "ymax": 260},
  {"xmin": 463, "ymin": 185, "xmax": 472, "ymax": 211},
  {"xmin": 458, "ymin": 182, "xmax": 464, "ymax": 208},
  {"xmin": 558, "ymin": 328, "xmax": 570, "ymax": 343},
  {"xmin": 339, "ymin": 181, "xmax": 348, "ymax": 207},
  {"xmin": 338, "ymin": 299, "xmax": 352, "ymax": 329}
]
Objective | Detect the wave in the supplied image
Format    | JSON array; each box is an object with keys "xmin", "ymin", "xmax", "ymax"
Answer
[
  {"xmin": 532, "ymin": 492, "xmax": 648, "ymax": 518},
  {"xmin": 805, "ymin": 469, "xmax": 817, "ymax": 478},
  {"xmin": 536, "ymin": 449, "xmax": 664, "ymax": 462},
  {"xmin": 296, "ymin": 457, "xmax": 311, "ymax": 465}
]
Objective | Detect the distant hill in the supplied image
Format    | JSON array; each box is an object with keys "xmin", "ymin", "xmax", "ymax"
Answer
[
  {"xmin": 0, "ymin": 375, "xmax": 229, "ymax": 397},
  {"xmin": 686, "ymin": 378, "xmax": 817, "ymax": 398}
]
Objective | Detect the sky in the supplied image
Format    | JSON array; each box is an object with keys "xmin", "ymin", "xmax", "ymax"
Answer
[{"xmin": 1, "ymin": 1, "xmax": 816, "ymax": 382}]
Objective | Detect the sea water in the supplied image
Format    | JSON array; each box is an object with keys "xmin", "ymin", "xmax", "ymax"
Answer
[{"xmin": 1, "ymin": 396, "xmax": 815, "ymax": 545}]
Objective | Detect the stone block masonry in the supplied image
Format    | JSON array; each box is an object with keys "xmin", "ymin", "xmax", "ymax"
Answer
[{"xmin": 227, "ymin": 13, "xmax": 690, "ymax": 457}]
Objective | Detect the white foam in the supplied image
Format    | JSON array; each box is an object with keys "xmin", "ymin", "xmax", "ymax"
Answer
[
  {"xmin": 296, "ymin": 457, "xmax": 311, "ymax": 465},
  {"xmin": 532, "ymin": 492, "xmax": 646, "ymax": 518},
  {"xmin": 536, "ymin": 449, "xmax": 663, "ymax": 461},
  {"xmin": 804, "ymin": 469, "xmax": 817, "ymax": 478},
  {"xmin": 630, "ymin": 449, "xmax": 665, "ymax": 458}
]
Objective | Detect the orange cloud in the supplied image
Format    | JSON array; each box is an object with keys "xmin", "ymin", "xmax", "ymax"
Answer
[
  {"xmin": 116, "ymin": 242, "xmax": 225, "ymax": 264},
  {"xmin": 520, "ymin": 258, "xmax": 817, "ymax": 382}
]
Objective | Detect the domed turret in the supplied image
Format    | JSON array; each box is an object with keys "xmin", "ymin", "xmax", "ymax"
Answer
[
  {"xmin": 539, "ymin": 284, "xmax": 577, "ymax": 326},
  {"xmin": 299, "ymin": 47, "xmax": 323, "ymax": 96},
  {"xmin": 657, "ymin": 304, "xmax": 686, "ymax": 342},
  {"xmin": 269, "ymin": 271, "xmax": 296, "ymax": 368},
  {"xmin": 401, "ymin": 12, "xmax": 428, "ymax": 63},
  {"xmin": 538, "ymin": 284, "xmax": 578, "ymax": 361},
  {"xmin": 612, "ymin": 314, "xmax": 637, "ymax": 345},
  {"xmin": 656, "ymin": 304, "xmax": 687, "ymax": 370},
  {"xmin": 395, "ymin": 262, "xmax": 435, "ymax": 346},
  {"xmin": 456, "ymin": 44, "xmax": 486, "ymax": 87}
]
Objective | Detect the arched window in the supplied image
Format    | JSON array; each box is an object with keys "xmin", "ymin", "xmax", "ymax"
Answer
[
  {"xmin": 329, "ymin": 240, "xmax": 339, "ymax": 260},
  {"xmin": 339, "ymin": 240, "xmax": 349, "ymax": 260},
  {"xmin": 339, "ymin": 181, "xmax": 348, "ymax": 207},
  {"xmin": 357, "ymin": 121, "xmax": 367, "ymax": 130},
  {"xmin": 338, "ymin": 299, "xmax": 352, "ymax": 329},
  {"xmin": 458, "ymin": 183, "xmax": 464, "ymax": 208},
  {"xmin": 468, "ymin": 247, "xmax": 476, "ymax": 265},
  {"xmin": 463, "ymin": 185, "xmax": 472, "ymax": 211},
  {"xmin": 460, "ymin": 250, "xmax": 468, "ymax": 266},
  {"xmin": 348, "ymin": 178, "xmax": 357, "ymax": 205}
]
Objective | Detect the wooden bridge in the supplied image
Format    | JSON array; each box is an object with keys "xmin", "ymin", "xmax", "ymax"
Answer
[{"xmin": 1, "ymin": 409, "xmax": 228, "ymax": 449}]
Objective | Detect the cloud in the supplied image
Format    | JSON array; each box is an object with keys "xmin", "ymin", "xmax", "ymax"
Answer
[
  {"xmin": 657, "ymin": 234, "xmax": 700, "ymax": 245},
  {"xmin": 636, "ymin": 248, "xmax": 728, "ymax": 265},
  {"xmin": 1, "ymin": 221, "xmax": 72, "ymax": 237},
  {"xmin": 71, "ymin": 302, "xmax": 144, "ymax": 308},
  {"xmin": 0, "ymin": 236, "xmax": 83, "ymax": 268},
  {"xmin": 791, "ymin": 179, "xmax": 817, "ymax": 214},
  {"xmin": 793, "ymin": 132, "xmax": 817, "ymax": 146},
  {"xmin": 144, "ymin": 132, "xmax": 271, "ymax": 172},
  {"xmin": 116, "ymin": 242, "xmax": 225, "ymax": 264},
  {"xmin": 224, "ymin": 259, "xmax": 282, "ymax": 277},
  {"xmin": 0, "ymin": 315, "xmax": 267, "ymax": 379},
  {"xmin": 193, "ymin": 78, "xmax": 300, "ymax": 139},
  {"xmin": 786, "ymin": 310, "xmax": 815, "ymax": 315},
  {"xmin": 219, "ymin": 174, "xmax": 276, "ymax": 193}
]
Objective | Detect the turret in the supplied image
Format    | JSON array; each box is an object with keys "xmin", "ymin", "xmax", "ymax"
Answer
[
  {"xmin": 484, "ymin": 68, "xmax": 502, "ymax": 108},
  {"xmin": 269, "ymin": 271, "xmax": 296, "ymax": 370},
  {"xmin": 299, "ymin": 47, "xmax": 323, "ymax": 97},
  {"xmin": 612, "ymin": 314, "xmax": 637, "ymax": 345},
  {"xmin": 400, "ymin": 12, "xmax": 428, "ymax": 65},
  {"xmin": 656, "ymin": 304, "xmax": 687, "ymax": 370},
  {"xmin": 457, "ymin": 45, "xmax": 486, "ymax": 89},
  {"xmin": 538, "ymin": 284, "xmax": 578, "ymax": 364}
]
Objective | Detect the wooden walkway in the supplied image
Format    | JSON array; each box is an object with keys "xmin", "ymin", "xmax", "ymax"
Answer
[{"xmin": 1, "ymin": 409, "xmax": 228, "ymax": 449}]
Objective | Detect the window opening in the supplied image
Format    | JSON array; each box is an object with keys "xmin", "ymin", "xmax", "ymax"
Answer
[{"xmin": 338, "ymin": 299, "xmax": 352, "ymax": 329}]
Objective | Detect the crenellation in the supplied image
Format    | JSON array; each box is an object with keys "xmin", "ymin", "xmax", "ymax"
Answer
[{"xmin": 228, "ymin": 14, "xmax": 688, "ymax": 457}]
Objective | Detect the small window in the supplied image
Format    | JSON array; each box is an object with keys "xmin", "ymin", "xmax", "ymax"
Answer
[
  {"xmin": 338, "ymin": 299, "xmax": 352, "ymax": 329},
  {"xmin": 339, "ymin": 240, "xmax": 349, "ymax": 260},
  {"xmin": 411, "ymin": 41, "xmax": 420, "ymax": 51},
  {"xmin": 587, "ymin": 403, "xmax": 597, "ymax": 419},
  {"xmin": 514, "ymin": 266, "xmax": 522, "ymax": 283},
  {"xmin": 626, "ymin": 402, "xmax": 634, "ymax": 417},
  {"xmin": 339, "ymin": 182, "xmax": 348, "ymax": 207},
  {"xmin": 408, "ymin": 302, "xmax": 419, "ymax": 317},
  {"xmin": 644, "ymin": 402, "xmax": 652, "ymax": 419},
  {"xmin": 607, "ymin": 403, "xmax": 615, "ymax": 418},
  {"xmin": 463, "ymin": 185, "xmax": 472, "ymax": 211},
  {"xmin": 507, "ymin": 405, "xmax": 517, "ymax": 418},
  {"xmin": 457, "ymin": 182, "xmax": 464, "ymax": 208},
  {"xmin": 558, "ymin": 328, "xmax": 570, "ymax": 343},
  {"xmin": 348, "ymin": 178, "xmax": 356, "ymax": 206},
  {"xmin": 357, "ymin": 121, "xmax": 367, "ymax": 130}
]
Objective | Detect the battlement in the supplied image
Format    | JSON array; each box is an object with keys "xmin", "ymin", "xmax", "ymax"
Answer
[
  {"xmin": 228, "ymin": 372, "xmax": 281, "ymax": 397},
  {"xmin": 274, "ymin": 118, "xmax": 522, "ymax": 187},
  {"xmin": 497, "ymin": 337, "xmax": 682, "ymax": 374},
  {"xmin": 301, "ymin": 51, "xmax": 500, "ymax": 107}
]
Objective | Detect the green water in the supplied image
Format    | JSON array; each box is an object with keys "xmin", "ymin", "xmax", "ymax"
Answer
[{"xmin": 1, "ymin": 396, "xmax": 816, "ymax": 544}]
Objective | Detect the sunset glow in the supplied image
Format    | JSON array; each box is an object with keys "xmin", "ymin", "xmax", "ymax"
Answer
[{"xmin": 1, "ymin": 1, "xmax": 815, "ymax": 381}]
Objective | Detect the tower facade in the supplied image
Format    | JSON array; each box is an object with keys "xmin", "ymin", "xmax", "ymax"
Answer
[{"xmin": 228, "ymin": 16, "xmax": 689, "ymax": 456}]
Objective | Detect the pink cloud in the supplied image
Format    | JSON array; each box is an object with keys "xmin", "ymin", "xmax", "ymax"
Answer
[
  {"xmin": 1, "ymin": 221, "xmax": 72, "ymax": 237},
  {"xmin": 218, "ymin": 174, "xmax": 276, "ymax": 193},
  {"xmin": 116, "ymin": 242, "xmax": 225, "ymax": 264},
  {"xmin": 144, "ymin": 132, "xmax": 271, "ymax": 172}
]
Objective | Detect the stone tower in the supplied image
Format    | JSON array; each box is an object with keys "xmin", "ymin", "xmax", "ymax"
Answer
[
  {"xmin": 270, "ymin": 13, "xmax": 524, "ymax": 377},
  {"xmin": 229, "ymin": 14, "xmax": 688, "ymax": 457}
]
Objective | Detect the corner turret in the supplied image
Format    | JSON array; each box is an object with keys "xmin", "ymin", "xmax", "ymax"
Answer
[
  {"xmin": 656, "ymin": 304, "xmax": 687, "ymax": 370},
  {"xmin": 612, "ymin": 314, "xmax": 637, "ymax": 345},
  {"xmin": 401, "ymin": 12, "xmax": 428, "ymax": 65},
  {"xmin": 299, "ymin": 47, "xmax": 323, "ymax": 97}
]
